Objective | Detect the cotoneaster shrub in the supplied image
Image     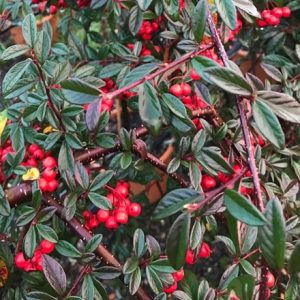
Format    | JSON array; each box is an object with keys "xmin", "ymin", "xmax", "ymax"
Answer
[{"xmin": 0, "ymin": 0, "xmax": 300, "ymax": 299}]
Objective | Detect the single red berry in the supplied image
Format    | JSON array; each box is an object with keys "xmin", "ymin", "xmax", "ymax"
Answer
[
  {"xmin": 40, "ymin": 240, "xmax": 55, "ymax": 254},
  {"xmin": 198, "ymin": 242, "xmax": 212, "ymax": 259},
  {"xmin": 281, "ymin": 6, "xmax": 291, "ymax": 18},
  {"xmin": 115, "ymin": 210, "xmax": 129, "ymax": 224},
  {"xmin": 172, "ymin": 268, "xmax": 184, "ymax": 282},
  {"xmin": 88, "ymin": 216, "xmax": 99, "ymax": 229},
  {"xmin": 105, "ymin": 216, "xmax": 119, "ymax": 230},
  {"xmin": 233, "ymin": 164, "xmax": 242, "ymax": 174},
  {"xmin": 33, "ymin": 149, "xmax": 45, "ymax": 160},
  {"xmin": 83, "ymin": 210, "xmax": 91, "ymax": 220},
  {"xmin": 47, "ymin": 179, "xmax": 59, "ymax": 192},
  {"xmin": 266, "ymin": 271, "xmax": 275, "ymax": 288},
  {"xmin": 128, "ymin": 203, "xmax": 141, "ymax": 217},
  {"xmin": 266, "ymin": 15, "xmax": 280, "ymax": 26},
  {"xmin": 49, "ymin": 5, "xmax": 57, "ymax": 14},
  {"xmin": 201, "ymin": 174, "xmax": 217, "ymax": 191},
  {"xmin": 190, "ymin": 69, "xmax": 201, "ymax": 80},
  {"xmin": 39, "ymin": 178, "xmax": 48, "ymax": 192},
  {"xmin": 115, "ymin": 184, "xmax": 128, "ymax": 197},
  {"xmin": 262, "ymin": 10, "xmax": 271, "ymax": 19},
  {"xmin": 42, "ymin": 168, "xmax": 57, "ymax": 180},
  {"xmin": 185, "ymin": 249, "xmax": 195, "ymax": 265},
  {"xmin": 26, "ymin": 158, "xmax": 38, "ymax": 167},
  {"xmin": 163, "ymin": 281, "xmax": 177, "ymax": 294},
  {"xmin": 15, "ymin": 252, "xmax": 29, "ymax": 269},
  {"xmin": 169, "ymin": 84, "xmax": 183, "ymax": 97},
  {"xmin": 96, "ymin": 209, "xmax": 110, "ymax": 222},
  {"xmin": 217, "ymin": 172, "xmax": 230, "ymax": 184},
  {"xmin": 272, "ymin": 7, "xmax": 283, "ymax": 18},
  {"xmin": 28, "ymin": 144, "xmax": 40, "ymax": 154},
  {"xmin": 181, "ymin": 82, "xmax": 192, "ymax": 96},
  {"xmin": 42, "ymin": 157, "xmax": 57, "ymax": 169}
]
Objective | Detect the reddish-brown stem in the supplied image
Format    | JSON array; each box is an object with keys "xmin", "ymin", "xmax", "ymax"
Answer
[
  {"xmin": 31, "ymin": 51, "xmax": 66, "ymax": 132},
  {"xmin": 42, "ymin": 195, "xmax": 151, "ymax": 300},
  {"xmin": 205, "ymin": 4, "xmax": 264, "ymax": 212},
  {"xmin": 104, "ymin": 43, "xmax": 214, "ymax": 101},
  {"xmin": 66, "ymin": 265, "xmax": 91, "ymax": 297},
  {"xmin": 241, "ymin": 248, "xmax": 260, "ymax": 261}
]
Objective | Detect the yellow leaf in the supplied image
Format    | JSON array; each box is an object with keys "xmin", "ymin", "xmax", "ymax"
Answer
[
  {"xmin": 0, "ymin": 259, "xmax": 8, "ymax": 287},
  {"xmin": 22, "ymin": 168, "xmax": 40, "ymax": 181},
  {"xmin": 43, "ymin": 125, "xmax": 58, "ymax": 134},
  {"xmin": 0, "ymin": 110, "xmax": 8, "ymax": 138}
]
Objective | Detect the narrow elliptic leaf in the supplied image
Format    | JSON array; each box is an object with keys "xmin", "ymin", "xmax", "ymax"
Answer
[
  {"xmin": 228, "ymin": 274, "xmax": 255, "ymax": 300},
  {"xmin": 153, "ymin": 188, "xmax": 202, "ymax": 220},
  {"xmin": 232, "ymin": 0, "xmax": 260, "ymax": 18},
  {"xmin": 1, "ymin": 44, "xmax": 30, "ymax": 60},
  {"xmin": 23, "ymin": 226, "xmax": 37, "ymax": 258},
  {"xmin": 137, "ymin": 0, "xmax": 152, "ymax": 10},
  {"xmin": 189, "ymin": 220, "xmax": 203, "ymax": 250},
  {"xmin": 146, "ymin": 266, "xmax": 163, "ymax": 294},
  {"xmin": 22, "ymin": 14, "xmax": 37, "ymax": 47},
  {"xmin": 224, "ymin": 189, "xmax": 266, "ymax": 226},
  {"xmin": 86, "ymin": 98, "xmax": 101, "ymax": 132},
  {"xmin": 123, "ymin": 256, "xmax": 139, "ymax": 274},
  {"xmin": 133, "ymin": 229, "xmax": 145, "ymax": 258},
  {"xmin": 81, "ymin": 275, "xmax": 94, "ymax": 300},
  {"xmin": 215, "ymin": 0, "xmax": 237, "ymax": 30},
  {"xmin": 166, "ymin": 213, "xmax": 191, "ymax": 270},
  {"xmin": 258, "ymin": 199, "xmax": 286, "ymax": 269},
  {"xmin": 89, "ymin": 170, "xmax": 114, "ymax": 192},
  {"xmin": 288, "ymin": 242, "xmax": 300, "ymax": 274},
  {"xmin": 218, "ymin": 264, "xmax": 239, "ymax": 290},
  {"xmin": 252, "ymin": 99, "xmax": 285, "ymax": 149},
  {"xmin": 42, "ymin": 255, "xmax": 67, "ymax": 295},
  {"xmin": 258, "ymin": 91, "xmax": 300, "ymax": 124},
  {"xmin": 146, "ymin": 235, "xmax": 161, "ymax": 260},
  {"xmin": 55, "ymin": 240, "xmax": 82, "ymax": 258},
  {"xmin": 202, "ymin": 67, "xmax": 253, "ymax": 96},
  {"xmin": 88, "ymin": 193, "xmax": 112, "ymax": 210},
  {"xmin": 129, "ymin": 267, "xmax": 141, "ymax": 295},
  {"xmin": 85, "ymin": 234, "xmax": 103, "ymax": 253},
  {"xmin": 129, "ymin": 6, "xmax": 143, "ymax": 36},
  {"xmin": 162, "ymin": 93, "xmax": 188, "ymax": 118},
  {"xmin": 192, "ymin": 0, "xmax": 207, "ymax": 42}
]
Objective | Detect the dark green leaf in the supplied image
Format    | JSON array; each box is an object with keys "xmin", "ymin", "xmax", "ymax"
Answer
[
  {"xmin": 133, "ymin": 229, "xmax": 145, "ymax": 257},
  {"xmin": 146, "ymin": 266, "xmax": 163, "ymax": 294},
  {"xmin": 192, "ymin": 0, "xmax": 207, "ymax": 42},
  {"xmin": 22, "ymin": 14, "xmax": 37, "ymax": 47},
  {"xmin": 90, "ymin": 170, "xmax": 114, "ymax": 192},
  {"xmin": 215, "ymin": 0, "xmax": 237, "ymax": 30},
  {"xmin": 189, "ymin": 220, "xmax": 203, "ymax": 250},
  {"xmin": 162, "ymin": 93, "xmax": 188, "ymax": 118},
  {"xmin": 36, "ymin": 224, "xmax": 58, "ymax": 243},
  {"xmin": 1, "ymin": 44, "xmax": 30, "ymax": 60},
  {"xmin": 224, "ymin": 189, "xmax": 266, "ymax": 226},
  {"xmin": 81, "ymin": 275, "xmax": 94, "ymax": 300},
  {"xmin": 228, "ymin": 274, "xmax": 255, "ymax": 300},
  {"xmin": 129, "ymin": 267, "xmax": 141, "ymax": 295},
  {"xmin": 218, "ymin": 264, "xmax": 239, "ymax": 289},
  {"xmin": 123, "ymin": 256, "xmax": 139, "ymax": 274},
  {"xmin": 146, "ymin": 235, "xmax": 161, "ymax": 260},
  {"xmin": 85, "ymin": 234, "xmax": 103, "ymax": 253},
  {"xmin": 88, "ymin": 193, "xmax": 112, "ymax": 210},
  {"xmin": 55, "ymin": 240, "xmax": 82, "ymax": 258},
  {"xmin": 129, "ymin": 6, "xmax": 143, "ymax": 36},
  {"xmin": 23, "ymin": 226, "xmax": 37, "ymax": 258}
]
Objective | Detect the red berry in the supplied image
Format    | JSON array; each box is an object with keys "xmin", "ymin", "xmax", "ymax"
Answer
[
  {"xmin": 217, "ymin": 172, "xmax": 230, "ymax": 184},
  {"xmin": 115, "ymin": 210, "xmax": 129, "ymax": 224},
  {"xmin": 33, "ymin": 149, "xmax": 45, "ymax": 160},
  {"xmin": 26, "ymin": 158, "xmax": 38, "ymax": 167},
  {"xmin": 42, "ymin": 157, "xmax": 57, "ymax": 169},
  {"xmin": 47, "ymin": 179, "xmax": 59, "ymax": 192},
  {"xmin": 128, "ymin": 203, "xmax": 141, "ymax": 217},
  {"xmin": 172, "ymin": 268, "xmax": 184, "ymax": 282},
  {"xmin": 88, "ymin": 216, "xmax": 99, "ymax": 229},
  {"xmin": 281, "ymin": 6, "xmax": 291, "ymax": 18},
  {"xmin": 42, "ymin": 168, "xmax": 57, "ymax": 180},
  {"xmin": 233, "ymin": 164, "xmax": 242, "ymax": 174},
  {"xmin": 169, "ymin": 84, "xmax": 183, "ymax": 97},
  {"xmin": 40, "ymin": 240, "xmax": 55, "ymax": 254},
  {"xmin": 28, "ymin": 144, "xmax": 40, "ymax": 154},
  {"xmin": 83, "ymin": 210, "xmax": 91, "ymax": 220},
  {"xmin": 15, "ymin": 252, "xmax": 29, "ymax": 269},
  {"xmin": 229, "ymin": 296, "xmax": 240, "ymax": 300},
  {"xmin": 49, "ymin": 5, "xmax": 57, "ymax": 14},
  {"xmin": 198, "ymin": 242, "xmax": 212, "ymax": 259},
  {"xmin": 262, "ymin": 10, "xmax": 271, "ymax": 19},
  {"xmin": 105, "ymin": 216, "xmax": 118, "ymax": 230},
  {"xmin": 181, "ymin": 82, "xmax": 192, "ymax": 96},
  {"xmin": 39, "ymin": 178, "xmax": 48, "ymax": 192},
  {"xmin": 201, "ymin": 174, "xmax": 217, "ymax": 191},
  {"xmin": 96, "ymin": 209, "xmax": 110, "ymax": 222},
  {"xmin": 272, "ymin": 7, "xmax": 283, "ymax": 18},
  {"xmin": 266, "ymin": 15, "xmax": 280, "ymax": 26},
  {"xmin": 190, "ymin": 69, "xmax": 201, "ymax": 80},
  {"xmin": 185, "ymin": 249, "xmax": 195, "ymax": 265},
  {"xmin": 266, "ymin": 271, "xmax": 275, "ymax": 288},
  {"xmin": 163, "ymin": 281, "xmax": 177, "ymax": 294}
]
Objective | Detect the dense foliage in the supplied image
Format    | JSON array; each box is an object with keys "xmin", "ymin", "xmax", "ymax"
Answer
[{"xmin": 0, "ymin": 0, "xmax": 300, "ymax": 299}]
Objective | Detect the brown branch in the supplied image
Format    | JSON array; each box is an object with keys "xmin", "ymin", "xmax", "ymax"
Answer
[
  {"xmin": 43, "ymin": 195, "xmax": 151, "ymax": 300},
  {"xmin": 66, "ymin": 265, "xmax": 91, "ymax": 297}
]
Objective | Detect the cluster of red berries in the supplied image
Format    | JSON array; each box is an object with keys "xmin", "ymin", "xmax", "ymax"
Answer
[
  {"xmin": 163, "ymin": 268, "xmax": 185, "ymax": 294},
  {"xmin": 185, "ymin": 242, "xmax": 212, "ymax": 265},
  {"xmin": 0, "ymin": 139, "xmax": 15, "ymax": 183},
  {"xmin": 138, "ymin": 19, "xmax": 160, "ymax": 40},
  {"xmin": 169, "ymin": 80, "xmax": 207, "ymax": 129},
  {"xmin": 21, "ymin": 143, "xmax": 59, "ymax": 193},
  {"xmin": 83, "ymin": 181, "xmax": 142, "ymax": 230},
  {"xmin": 15, "ymin": 240, "xmax": 55, "ymax": 272},
  {"xmin": 127, "ymin": 43, "xmax": 161, "ymax": 57},
  {"xmin": 32, "ymin": 0, "xmax": 91, "ymax": 14},
  {"xmin": 258, "ymin": 6, "xmax": 291, "ymax": 27},
  {"xmin": 228, "ymin": 17, "xmax": 243, "ymax": 41}
]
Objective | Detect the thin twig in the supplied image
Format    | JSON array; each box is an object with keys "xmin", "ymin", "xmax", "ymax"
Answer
[{"xmin": 66, "ymin": 265, "xmax": 91, "ymax": 297}]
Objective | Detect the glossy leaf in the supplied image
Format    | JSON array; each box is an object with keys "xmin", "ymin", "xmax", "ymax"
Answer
[
  {"xmin": 215, "ymin": 0, "xmax": 237, "ymax": 30},
  {"xmin": 192, "ymin": 0, "xmax": 207, "ymax": 42}
]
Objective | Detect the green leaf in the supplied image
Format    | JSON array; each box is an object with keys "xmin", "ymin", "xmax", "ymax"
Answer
[
  {"xmin": 202, "ymin": 67, "xmax": 253, "ymax": 96},
  {"xmin": 192, "ymin": 56, "xmax": 219, "ymax": 82},
  {"xmin": 133, "ymin": 229, "xmax": 145, "ymax": 257},
  {"xmin": 189, "ymin": 220, "xmax": 203, "ymax": 250},
  {"xmin": 123, "ymin": 256, "xmax": 139, "ymax": 274},
  {"xmin": 88, "ymin": 192, "xmax": 112, "ymax": 210},
  {"xmin": 232, "ymin": 0, "xmax": 260, "ymax": 18},
  {"xmin": 36, "ymin": 224, "xmax": 58, "ymax": 243},
  {"xmin": 129, "ymin": 6, "xmax": 143, "ymax": 36},
  {"xmin": 153, "ymin": 188, "xmax": 202, "ymax": 220},
  {"xmin": 90, "ymin": 170, "xmax": 114, "ymax": 191},
  {"xmin": 26, "ymin": 292, "xmax": 57, "ymax": 300},
  {"xmin": 1, "ymin": 44, "xmax": 30, "ymax": 60},
  {"xmin": 137, "ymin": 0, "xmax": 152, "ymax": 10},
  {"xmin": 224, "ymin": 189, "xmax": 266, "ymax": 226},
  {"xmin": 120, "ymin": 152, "xmax": 132, "ymax": 169},
  {"xmin": 161, "ymin": 93, "xmax": 188, "ymax": 118},
  {"xmin": 61, "ymin": 79, "xmax": 100, "ymax": 105},
  {"xmin": 166, "ymin": 213, "xmax": 191, "ymax": 270},
  {"xmin": 100, "ymin": 63, "xmax": 125, "ymax": 78},
  {"xmin": 252, "ymin": 99, "xmax": 285, "ymax": 149},
  {"xmin": 85, "ymin": 234, "xmax": 103, "ymax": 253},
  {"xmin": 23, "ymin": 226, "xmax": 37, "ymax": 258},
  {"xmin": 22, "ymin": 14, "xmax": 37, "ymax": 47},
  {"xmin": 34, "ymin": 30, "xmax": 51, "ymax": 63},
  {"xmin": 288, "ymin": 242, "xmax": 300, "ymax": 274},
  {"xmin": 139, "ymin": 82, "xmax": 162, "ymax": 136},
  {"xmin": 285, "ymin": 276, "xmax": 300, "ymax": 300},
  {"xmin": 218, "ymin": 264, "xmax": 239, "ymax": 290},
  {"xmin": 228, "ymin": 274, "xmax": 255, "ymax": 300},
  {"xmin": 55, "ymin": 240, "xmax": 82, "ymax": 258},
  {"xmin": 257, "ymin": 91, "xmax": 300, "ymax": 124},
  {"xmin": 82, "ymin": 275, "xmax": 94, "ymax": 300},
  {"xmin": 129, "ymin": 267, "xmax": 141, "ymax": 295},
  {"xmin": 258, "ymin": 199, "xmax": 286, "ymax": 269},
  {"xmin": 0, "ymin": 186, "xmax": 10, "ymax": 216},
  {"xmin": 215, "ymin": 0, "xmax": 237, "ymax": 30},
  {"xmin": 146, "ymin": 235, "xmax": 161, "ymax": 260},
  {"xmin": 192, "ymin": 0, "xmax": 207, "ymax": 42},
  {"xmin": 58, "ymin": 142, "xmax": 75, "ymax": 174},
  {"xmin": 215, "ymin": 235, "xmax": 236, "ymax": 256},
  {"xmin": 240, "ymin": 259, "xmax": 256, "ymax": 277},
  {"xmin": 146, "ymin": 266, "xmax": 163, "ymax": 294}
]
